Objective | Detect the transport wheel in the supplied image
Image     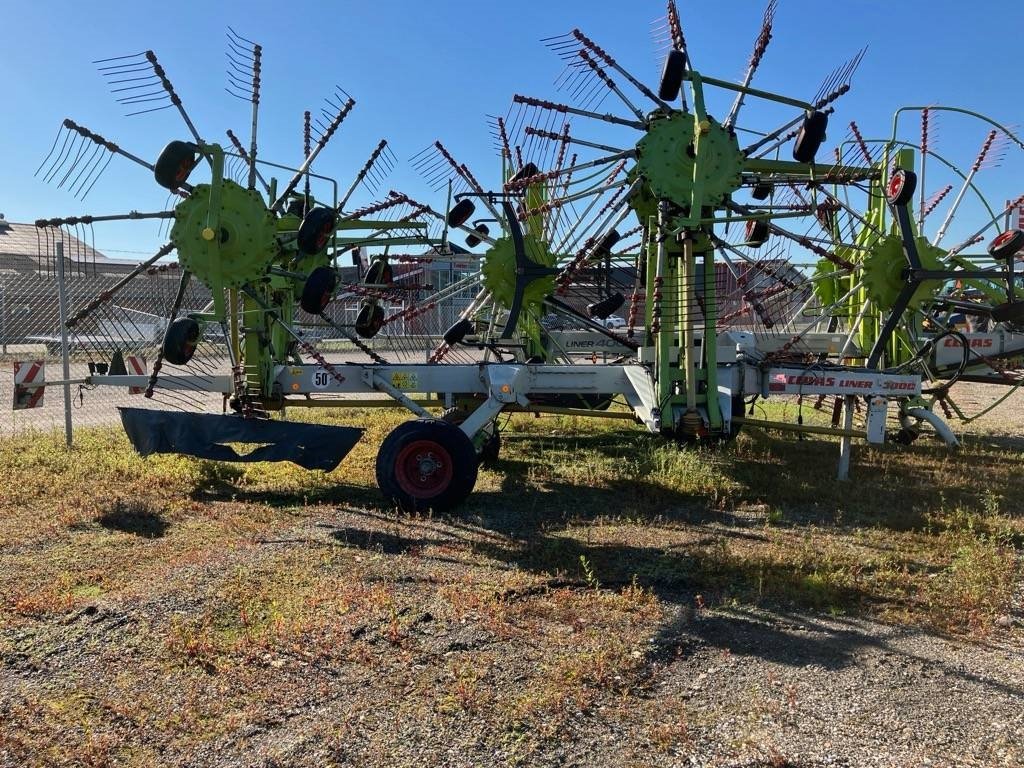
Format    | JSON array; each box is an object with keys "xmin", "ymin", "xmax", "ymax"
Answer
[
  {"xmin": 163, "ymin": 317, "xmax": 201, "ymax": 365},
  {"xmin": 300, "ymin": 266, "xmax": 337, "ymax": 314},
  {"xmin": 154, "ymin": 140, "xmax": 199, "ymax": 190},
  {"xmin": 376, "ymin": 418, "xmax": 479, "ymax": 512}
]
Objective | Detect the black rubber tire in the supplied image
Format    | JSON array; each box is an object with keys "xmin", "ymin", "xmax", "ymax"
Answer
[
  {"xmin": 297, "ymin": 207, "xmax": 337, "ymax": 255},
  {"xmin": 465, "ymin": 224, "xmax": 490, "ymax": 248},
  {"xmin": 376, "ymin": 418, "xmax": 479, "ymax": 512},
  {"xmin": 587, "ymin": 292, "xmax": 625, "ymax": 320},
  {"xmin": 745, "ymin": 219, "xmax": 769, "ymax": 248},
  {"xmin": 364, "ymin": 258, "xmax": 394, "ymax": 286},
  {"xmin": 890, "ymin": 426, "xmax": 920, "ymax": 446},
  {"xmin": 992, "ymin": 301, "xmax": 1024, "ymax": 325},
  {"xmin": 507, "ymin": 162, "xmax": 539, "ymax": 186},
  {"xmin": 751, "ymin": 181, "xmax": 773, "ymax": 200},
  {"xmin": 163, "ymin": 317, "xmax": 201, "ymax": 366},
  {"xmin": 886, "ymin": 169, "xmax": 917, "ymax": 207},
  {"xmin": 442, "ymin": 318, "xmax": 474, "ymax": 346},
  {"xmin": 154, "ymin": 141, "xmax": 199, "ymax": 190},
  {"xmin": 355, "ymin": 301, "xmax": 385, "ymax": 339},
  {"xmin": 447, "ymin": 199, "xmax": 476, "ymax": 227},
  {"xmin": 595, "ymin": 229, "xmax": 621, "ymax": 256},
  {"xmin": 440, "ymin": 407, "xmax": 501, "ymax": 466},
  {"xmin": 300, "ymin": 266, "xmax": 338, "ymax": 315},
  {"xmin": 792, "ymin": 111, "xmax": 828, "ymax": 164},
  {"xmin": 988, "ymin": 229, "xmax": 1024, "ymax": 260},
  {"xmin": 658, "ymin": 49, "xmax": 687, "ymax": 101}
]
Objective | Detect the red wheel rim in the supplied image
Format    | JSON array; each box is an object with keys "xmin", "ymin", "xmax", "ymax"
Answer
[
  {"xmin": 315, "ymin": 221, "xmax": 333, "ymax": 250},
  {"xmin": 993, "ymin": 230, "xmax": 1017, "ymax": 247},
  {"xmin": 175, "ymin": 158, "xmax": 194, "ymax": 183},
  {"xmin": 394, "ymin": 439, "xmax": 453, "ymax": 498},
  {"xmin": 887, "ymin": 172, "xmax": 904, "ymax": 200},
  {"xmin": 745, "ymin": 219, "xmax": 758, "ymax": 239}
]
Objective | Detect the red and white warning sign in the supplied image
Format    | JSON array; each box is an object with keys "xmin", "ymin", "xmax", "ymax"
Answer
[
  {"xmin": 12, "ymin": 360, "xmax": 46, "ymax": 410},
  {"xmin": 126, "ymin": 355, "xmax": 147, "ymax": 394}
]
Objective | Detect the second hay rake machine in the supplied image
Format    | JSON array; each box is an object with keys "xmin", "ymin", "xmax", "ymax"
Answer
[{"xmin": 30, "ymin": 5, "xmax": 1024, "ymax": 511}]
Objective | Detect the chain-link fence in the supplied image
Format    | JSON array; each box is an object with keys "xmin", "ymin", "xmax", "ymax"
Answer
[{"xmin": 1, "ymin": 242, "xmax": 478, "ymax": 439}]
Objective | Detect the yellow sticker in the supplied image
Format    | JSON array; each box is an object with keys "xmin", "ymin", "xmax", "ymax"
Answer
[
  {"xmin": 391, "ymin": 372, "xmax": 418, "ymax": 389},
  {"xmin": 290, "ymin": 367, "xmax": 303, "ymax": 376}
]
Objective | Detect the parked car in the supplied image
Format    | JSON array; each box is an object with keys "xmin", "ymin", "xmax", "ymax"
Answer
[{"xmin": 601, "ymin": 315, "xmax": 627, "ymax": 330}]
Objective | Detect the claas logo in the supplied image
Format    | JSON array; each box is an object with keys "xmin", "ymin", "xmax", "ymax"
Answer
[{"xmin": 942, "ymin": 337, "xmax": 993, "ymax": 348}]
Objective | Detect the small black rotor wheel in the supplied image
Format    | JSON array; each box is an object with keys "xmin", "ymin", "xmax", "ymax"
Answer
[
  {"xmin": 376, "ymin": 418, "xmax": 479, "ymax": 512},
  {"xmin": 792, "ymin": 111, "xmax": 828, "ymax": 164},
  {"xmin": 447, "ymin": 199, "xmax": 476, "ymax": 227},
  {"xmin": 364, "ymin": 258, "xmax": 394, "ymax": 286},
  {"xmin": 297, "ymin": 207, "xmax": 338, "ymax": 255},
  {"xmin": 154, "ymin": 141, "xmax": 199, "ymax": 190},
  {"xmin": 658, "ymin": 49, "xmax": 688, "ymax": 101},
  {"xmin": 987, "ymin": 229, "xmax": 1024, "ymax": 260},
  {"xmin": 300, "ymin": 266, "xmax": 338, "ymax": 315},
  {"xmin": 163, "ymin": 317, "xmax": 201, "ymax": 366},
  {"xmin": 991, "ymin": 300, "xmax": 1024, "ymax": 325},
  {"xmin": 745, "ymin": 219, "xmax": 769, "ymax": 248},
  {"xmin": 442, "ymin": 318, "xmax": 474, "ymax": 346},
  {"xmin": 507, "ymin": 162, "xmax": 539, "ymax": 186},
  {"xmin": 886, "ymin": 169, "xmax": 917, "ymax": 207},
  {"xmin": 354, "ymin": 301, "xmax": 385, "ymax": 339},
  {"xmin": 465, "ymin": 224, "xmax": 490, "ymax": 248}
]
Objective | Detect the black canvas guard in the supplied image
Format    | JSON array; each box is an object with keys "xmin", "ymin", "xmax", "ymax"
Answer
[{"xmin": 118, "ymin": 407, "xmax": 363, "ymax": 471}]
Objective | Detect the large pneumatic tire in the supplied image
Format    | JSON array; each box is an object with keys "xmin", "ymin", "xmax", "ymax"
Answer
[
  {"xmin": 658, "ymin": 49, "xmax": 687, "ymax": 101},
  {"xmin": 376, "ymin": 419, "xmax": 479, "ymax": 512},
  {"xmin": 300, "ymin": 266, "xmax": 338, "ymax": 314},
  {"xmin": 163, "ymin": 317, "xmax": 201, "ymax": 365},
  {"xmin": 886, "ymin": 169, "xmax": 917, "ymax": 207},
  {"xmin": 440, "ymin": 406, "xmax": 501, "ymax": 466}
]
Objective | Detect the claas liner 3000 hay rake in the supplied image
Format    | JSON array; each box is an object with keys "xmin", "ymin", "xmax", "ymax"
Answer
[{"xmin": 30, "ymin": 5, "xmax": 1024, "ymax": 511}]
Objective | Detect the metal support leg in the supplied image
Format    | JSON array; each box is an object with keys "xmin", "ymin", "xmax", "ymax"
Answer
[{"xmin": 836, "ymin": 395, "xmax": 854, "ymax": 480}]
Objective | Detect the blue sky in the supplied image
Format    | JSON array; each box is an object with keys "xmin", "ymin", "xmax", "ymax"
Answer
[{"xmin": 2, "ymin": 0, "xmax": 1022, "ymax": 257}]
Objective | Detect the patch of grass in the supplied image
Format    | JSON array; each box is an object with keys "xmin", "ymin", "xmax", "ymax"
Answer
[{"xmin": 0, "ymin": 401, "xmax": 1022, "ymax": 763}]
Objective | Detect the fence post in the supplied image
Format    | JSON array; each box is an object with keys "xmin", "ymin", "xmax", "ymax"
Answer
[
  {"xmin": 0, "ymin": 282, "xmax": 6, "ymax": 355},
  {"xmin": 55, "ymin": 242, "xmax": 73, "ymax": 448}
]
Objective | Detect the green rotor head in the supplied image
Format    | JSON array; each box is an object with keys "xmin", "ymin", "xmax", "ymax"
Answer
[
  {"xmin": 632, "ymin": 111, "xmax": 744, "ymax": 221},
  {"xmin": 861, "ymin": 234, "xmax": 945, "ymax": 311},
  {"xmin": 481, "ymin": 234, "xmax": 555, "ymax": 318},
  {"xmin": 171, "ymin": 180, "xmax": 278, "ymax": 289}
]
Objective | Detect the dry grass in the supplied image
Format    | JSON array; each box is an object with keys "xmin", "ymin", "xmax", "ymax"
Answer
[{"xmin": 0, "ymin": 403, "xmax": 1021, "ymax": 765}]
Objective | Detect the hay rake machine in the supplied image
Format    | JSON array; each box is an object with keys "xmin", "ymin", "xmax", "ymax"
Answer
[
  {"xmin": 29, "ymin": 4, "xmax": 1015, "ymax": 512},
  {"xmin": 727, "ymin": 107, "xmax": 1024, "ymax": 443}
]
